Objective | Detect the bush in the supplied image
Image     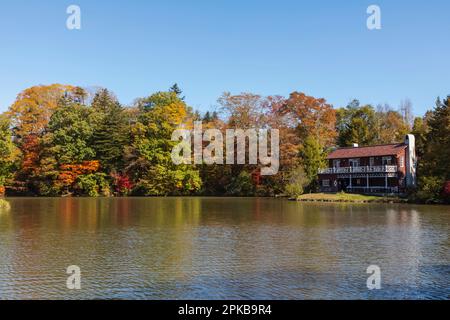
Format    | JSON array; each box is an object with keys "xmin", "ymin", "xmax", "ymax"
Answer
[
  {"xmin": 226, "ymin": 171, "xmax": 255, "ymax": 196},
  {"xmin": 112, "ymin": 174, "xmax": 134, "ymax": 196},
  {"xmin": 76, "ymin": 173, "xmax": 110, "ymax": 197},
  {"xmin": 415, "ymin": 176, "xmax": 445, "ymax": 203},
  {"xmin": 285, "ymin": 183, "xmax": 303, "ymax": 198},
  {"xmin": 284, "ymin": 166, "xmax": 308, "ymax": 198},
  {"xmin": 131, "ymin": 166, "xmax": 202, "ymax": 196},
  {"xmin": 443, "ymin": 181, "xmax": 450, "ymax": 203},
  {"xmin": 35, "ymin": 181, "xmax": 61, "ymax": 197}
]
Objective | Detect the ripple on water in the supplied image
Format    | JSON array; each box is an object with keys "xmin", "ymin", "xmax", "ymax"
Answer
[{"xmin": 0, "ymin": 198, "xmax": 449, "ymax": 300}]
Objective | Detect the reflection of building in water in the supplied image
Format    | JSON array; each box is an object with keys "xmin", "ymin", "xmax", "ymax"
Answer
[{"xmin": 384, "ymin": 208, "xmax": 422, "ymax": 283}]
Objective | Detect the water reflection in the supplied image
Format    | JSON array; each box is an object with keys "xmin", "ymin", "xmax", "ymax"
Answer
[{"xmin": 0, "ymin": 198, "xmax": 448, "ymax": 299}]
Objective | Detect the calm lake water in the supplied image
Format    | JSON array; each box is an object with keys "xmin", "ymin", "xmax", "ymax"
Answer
[{"xmin": 0, "ymin": 197, "xmax": 448, "ymax": 300}]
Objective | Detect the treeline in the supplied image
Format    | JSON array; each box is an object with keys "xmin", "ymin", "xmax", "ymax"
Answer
[{"xmin": 0, "ymin": 84, "xmax": 448, "ymax": 203}]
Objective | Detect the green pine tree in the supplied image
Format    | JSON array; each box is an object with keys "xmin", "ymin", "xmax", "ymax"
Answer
[
  {"xmin": 91, "ymin": 89, "xmax": 129, "ymax": 172},
  {"xmin": 422, "ymin": 96, "xmax": 450, "ymax": 179}
]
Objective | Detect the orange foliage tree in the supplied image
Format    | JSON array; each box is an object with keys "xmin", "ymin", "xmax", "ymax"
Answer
[
  {"xmin": 7, "ymin": 85, "xmax": 86, "ymax": 186},
  {"xmin": 57, "ymin": 161, "xmax": 101, "ymax": 190},
  {"xmin": 280, "ymin": 92, "xmax": 337, "ymax": 148}
]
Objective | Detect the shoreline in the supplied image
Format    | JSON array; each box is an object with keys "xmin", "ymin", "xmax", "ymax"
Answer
[
  {"xmin": 293, "ymin": 193, "xmax": 427, "ymax": 204},
  {"xmin": 294, "ymin": 198, "xmax": 408, "ymax": 204},
  {"xmin": 1, "ymin": 194, "xmax": 448, "ymax": 205}
]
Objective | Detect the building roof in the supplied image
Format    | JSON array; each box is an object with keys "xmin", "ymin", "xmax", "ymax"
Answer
[{"xmin": 327, "ymin": 143, "xmax": 407, "ymax": 159}]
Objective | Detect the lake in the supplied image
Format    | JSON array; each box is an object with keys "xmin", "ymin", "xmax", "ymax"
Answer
[{"xmin": 0, "ymin": 197, "xmax": 448, "ymax": 300}]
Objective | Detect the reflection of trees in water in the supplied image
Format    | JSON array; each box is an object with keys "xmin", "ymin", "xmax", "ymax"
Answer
[
  {"xmin": 0, "ymin": 199, "xmax": 10, "ymax": 210},
  {"xmin": 56, "ymin": 197, "xmax": 204, "ymax": 283},
  {"xmin": 0, "ymin": 200, "xmax": 11, "ymax": 227},
  {"xmin": 0, "ymin": 198, "xmax": 448, "ymax": 299},
  {"xmin": 137, "ymin": 197, "xmax": 202, "ymax": 282}
]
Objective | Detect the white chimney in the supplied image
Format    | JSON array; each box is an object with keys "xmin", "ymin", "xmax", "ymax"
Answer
[{"xmin": 405, "ymin": 134, "xmax": 417, "ymax": 188}]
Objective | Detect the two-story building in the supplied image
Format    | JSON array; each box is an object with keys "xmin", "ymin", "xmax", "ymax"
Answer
[{"xmin": 318, "ymin": 135, "xmax": 417, "ymax": 195}]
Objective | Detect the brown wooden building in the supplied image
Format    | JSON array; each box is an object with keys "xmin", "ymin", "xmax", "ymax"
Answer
[{"xmin": 318, "ymin": 135, "xmax": 417, "ymax": 195}]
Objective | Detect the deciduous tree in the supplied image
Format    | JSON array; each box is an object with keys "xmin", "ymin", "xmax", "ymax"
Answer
[
  {"xmin": 0, "ymin": 115, "xmax": 17, "ymax": 194},
  {"xmin": 336, "ymin": 100, "xmax": 377, "ymax": 147}
]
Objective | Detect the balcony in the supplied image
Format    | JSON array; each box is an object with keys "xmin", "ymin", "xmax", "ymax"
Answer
[
  {"xmin": 346, "ymin": 186, "xmax": 399, "ymax": 194},
  {"xmin": 318, "ymin": 166, "xmax": 398, "ymax": 175}
]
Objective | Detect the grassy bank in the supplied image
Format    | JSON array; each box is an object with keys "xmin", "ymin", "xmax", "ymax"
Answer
[{"xmin": 296, "ymin": 192, "xmax": 405, "ymax": 203}]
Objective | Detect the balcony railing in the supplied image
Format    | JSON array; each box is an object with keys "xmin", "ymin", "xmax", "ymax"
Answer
[
  {"xmin": 347, "ymin": 186, "xmax": 399, "ymax": 194},
  {"xmin": 318, "ymin": 166, "xmax": 398, "ymax": 175}
]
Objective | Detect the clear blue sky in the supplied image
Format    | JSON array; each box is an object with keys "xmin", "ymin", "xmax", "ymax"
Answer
[{"xmin": 0, "ymin": 0, "xmax": 449, "ymax": 115}]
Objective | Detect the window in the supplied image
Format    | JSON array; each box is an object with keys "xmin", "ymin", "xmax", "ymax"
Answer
[
  {"xmin": 399, "ymin": 156, "xmax": 405, "ymax": 168},
  {"xmin": 333, "ymin": 160, "xmax": 341, "ymax": 168},
  {"xmin": 369, "ymin": 157, "xmax": 375, "ymax": 166},
  {"xmin": 349, "ymin": 159, "xmax": 360, "ymax": 167},
  {"xmin": 382, "ymin": 156, "xmax": 392, "ymax": 165},
  {"xmin": 322, "ymin": 180, "xmax": 330, "ymax": 187}
]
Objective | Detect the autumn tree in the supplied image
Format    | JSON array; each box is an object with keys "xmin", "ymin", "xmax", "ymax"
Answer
[
  {"xmin": 7, "ymin": 84, "xmax": 85, "ymax": 187},
  {"xmin": 273, "ymin": 92, "xmax": 335, "ymax": 195},
  {"xmin": 217, "ymin": 92, "xmax": 282, "ymax": 195},
  {"xmin": 376, "ymin": 109, "xmax": 410, "ymax": 144},
  {"xmin": 8, "ymin": 84, "xmax": 85, "ymax": 139},
  {"xmin": 218, "ymin": 92, "xmax": 270, "ymax": 129},
  {"xmin": 0, "ymin": 115, "xmax": 17, "ymax": 194},
  {"xmin": 127, "ymin": 90, "xmax": 201, "ymax": 196},
  {"xmin": 281, "ymin": 92, "xmax": 337, "ymax": 148},
  {"xmin": 198, "ymin": 109, "xmax": 230, "ymax": 196},
  {"xmin": 38, "ymin": 96, "xmax": 98, "ymax": 195}
]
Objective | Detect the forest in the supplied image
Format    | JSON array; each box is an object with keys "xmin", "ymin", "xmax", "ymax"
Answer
[{"xmin": 0, "ymin": 84, "xmax": 448, "ymax": 203}]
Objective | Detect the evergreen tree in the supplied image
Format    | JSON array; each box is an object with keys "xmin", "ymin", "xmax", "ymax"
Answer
[
  {"xmin": 422, "ymin": 96, "xmax": 450, "ymax": 179},
  {"xmin": 412, "ymin": 116, "xmax": 428, "ymax": 159},
  {"xmin": 169, "ymin": 83, "xmax": 185, "ymax": 100},
  {"xmin": 91, "ymin": 89, "xmax": 129, "ymax": 172},
  {"xmin": 203, "ymin": 111, "xmax": 212, "ymax": 122}
]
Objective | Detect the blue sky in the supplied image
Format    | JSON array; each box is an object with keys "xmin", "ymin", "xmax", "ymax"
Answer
[{"xmin": 0, "ymin": 0, "xmax": 449, "ymax": 115}]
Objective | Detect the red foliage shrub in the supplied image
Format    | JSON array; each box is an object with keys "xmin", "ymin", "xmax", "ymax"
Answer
[
  {"xmin": 113, "ymin": 174, "xmax": 134, "ymax": 195},
  {"xmin": 443, "ymin": 181, "xmax": 450, "ymax": 197}
]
